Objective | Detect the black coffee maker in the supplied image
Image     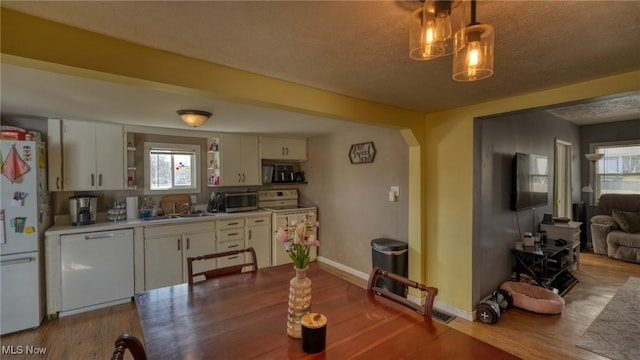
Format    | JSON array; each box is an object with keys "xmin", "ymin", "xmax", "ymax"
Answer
[{"xmin": 69, "ymin": 195, "xmax": 97, "ymax": 225}]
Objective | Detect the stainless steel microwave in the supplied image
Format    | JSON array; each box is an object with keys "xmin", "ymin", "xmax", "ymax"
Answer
[{"xmin": 208, "ymin": 191, "xmax": 258, "ymax": 213}]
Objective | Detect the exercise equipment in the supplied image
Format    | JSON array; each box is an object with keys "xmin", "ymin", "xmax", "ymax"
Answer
[{"xmin": 477, "ymin": 289, "xmax": 513, "ymax": 324}]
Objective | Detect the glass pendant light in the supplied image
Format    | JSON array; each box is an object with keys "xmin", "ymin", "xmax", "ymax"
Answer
[
  {"xmin": 452, "ymin": 0, "xmax": 494, "ymax": 81},
  {"xmin": 410, "ymin": 0, "xmax": 463, "ymax": 61}
]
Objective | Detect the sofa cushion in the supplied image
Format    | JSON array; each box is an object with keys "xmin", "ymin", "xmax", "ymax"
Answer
[
  {"xmin": 596, "ymin": 194, "xmax": 640, "ymax": 216},
  {"xmin": 612, "ymin": 209, "xmax": 640, "ymax": 233},
  {"xmin": 607, "ymin": 232, "xmax": 640, "ymax": 263},
  {"xmin": 591, "ymin": 215, "xmax": 619, "ymax": 229}
]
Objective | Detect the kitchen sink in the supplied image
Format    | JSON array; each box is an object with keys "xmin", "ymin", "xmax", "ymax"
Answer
[
  {"xmin": 178, "ymin": 213, "xmax": 216, "ymax": 218},
  {"xmin": 141, "ymin": 213, "xmax": 215, "ymax": 221},
  {"xmin": 140, "ymin": 215, "xmax": 181, "ymax": 222}
]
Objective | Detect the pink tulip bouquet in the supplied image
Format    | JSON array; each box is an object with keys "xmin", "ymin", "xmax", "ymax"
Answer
[{"xmin": 277, "ymin": 213, "xmax": 320, "ymax": 269}]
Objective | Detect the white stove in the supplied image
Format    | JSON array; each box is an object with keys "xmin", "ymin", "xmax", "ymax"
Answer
[
  {"xmin": 257, "ymin": 189, "xmax": 316, "ymax": 211},
  {"xmin": 258, "ymin": 190, "xmax": 318, "ymax": 266}
]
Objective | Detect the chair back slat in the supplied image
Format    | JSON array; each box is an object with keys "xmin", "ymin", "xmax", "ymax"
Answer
[
  {"xmin": 111, "ymin": 334, "xmax": 147, "ymax": 360},
  {"xmin": 187, "ymin": 247, "xmax": 258, "ymax": 286},
  {"xmin": 367, "ymin": 267, "xmax": 438, "ymax": 318}
]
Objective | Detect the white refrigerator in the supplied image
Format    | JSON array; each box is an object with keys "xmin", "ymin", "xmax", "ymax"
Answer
[{"xmin": 0, "ymin": 139, "xmax": 51, "ymax": 335}]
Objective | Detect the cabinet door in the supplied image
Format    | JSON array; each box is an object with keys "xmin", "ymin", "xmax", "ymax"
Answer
[
  {"xmin": 95, "ymin": 123, "xmax": 124, "ymax": 190},
  {"xmin": 247, "ymin": 220, "xmax": 271, "ymax": 269},
  {"xmin": 62, "ymin": 120, "xmax": 97, "ymax": 190},
  {"xmin": 219, "ymin": 133, "xmax": 243, "ymax": 185},
  {"xmin": 47, "ymin": 119, "xmax": 63, "ymax": 191},
  {"xmin": 240, "ymin": 135, "xmax": 261, "ymax": 185},
  {"xmin": 60, "ymin": 120, "xmax": 124, "ymax": 190},
  {"xmin": 144, "ymin": 235, "xmax": 183, "ymax": 290},
  {"xmin": 183, "ymin": 231, "xmax": 216, "ymax": 283},
  {"xmin": 284, "ymin": 138, "xmax": 307, "ymax": 160},
  {"xmin": 219, "ymin": 134, "xmax": 260, "ymax": 185},
  {"xmin": 261, "ymin": 137, "xmax": 307, "ymax": 160}
]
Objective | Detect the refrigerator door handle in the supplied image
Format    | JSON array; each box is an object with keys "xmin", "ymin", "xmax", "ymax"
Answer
[{"xmin": 1, "ymin": 257, "xmax": 35, "ymax": 266}]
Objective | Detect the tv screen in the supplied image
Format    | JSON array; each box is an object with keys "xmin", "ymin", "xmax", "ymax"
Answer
[{"xmin": 510, "ymin": 153, "xmax": 549, "ymax": 211}]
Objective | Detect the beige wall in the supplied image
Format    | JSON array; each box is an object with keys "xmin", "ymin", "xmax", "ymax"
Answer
[{"xmin": 301, "ymin": 126, "xmax": 409, "ymax": 274}]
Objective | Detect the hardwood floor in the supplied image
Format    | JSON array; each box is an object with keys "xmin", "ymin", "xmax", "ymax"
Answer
[
  {"xmin": 0, "ymin": 301, "xmax": 141, "ymax": 360},
  {"xmin": 1, "ymin": 253, "xmax": 638, "ymax": 359},
  {"xmin": 447, "ymin": 252, "xmax": 640, "ymax": 360}
]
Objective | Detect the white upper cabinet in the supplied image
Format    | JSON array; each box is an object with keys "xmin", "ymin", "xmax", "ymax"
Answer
[
  {"xmin": 218, "ymin": 133, "xmax": 261, "ymax": 186},
  {"xmin": 47, "ymin": 119, "xmax": 63, "ymax": 191},
  {"xmin": 260, "ymin": 136, "xmax": 307, "ymax": 161},
  {"xmin": 61, "ymin": 120, "xmax": 124, "ymax": 191}
]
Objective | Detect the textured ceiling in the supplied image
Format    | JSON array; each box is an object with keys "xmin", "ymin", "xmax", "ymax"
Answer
[{"xmin": 1, "ymin": 1, "xmax": 639, "ymax": 134}]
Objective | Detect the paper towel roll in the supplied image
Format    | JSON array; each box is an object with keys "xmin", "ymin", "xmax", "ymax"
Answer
[{"xmin": 126, "ymin": 196, "xmax": 139, "ymax": 220}]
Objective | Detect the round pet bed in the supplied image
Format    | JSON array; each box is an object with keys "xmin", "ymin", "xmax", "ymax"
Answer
[{"xmin": 500, "ymin": 281, "xmax": 564, "ymax": 314}]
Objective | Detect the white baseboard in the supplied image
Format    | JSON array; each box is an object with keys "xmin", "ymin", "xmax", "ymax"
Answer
[
  {"xmin": 317, "ymin": 256, "xmax": 473, "ymax": 321},
  {"xmin": 316, "ymin": 256, "xmax": 369, "ymax": 281}
]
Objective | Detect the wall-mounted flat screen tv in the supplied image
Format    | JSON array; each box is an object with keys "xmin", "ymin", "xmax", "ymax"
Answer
[{"xmin": 510, "ymin": 152, "xmax": 549, "ymax": 211}]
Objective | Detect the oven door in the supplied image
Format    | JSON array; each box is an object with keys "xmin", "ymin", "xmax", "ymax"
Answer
[{"xmin": 272, "ymin": 210, "xmax": 317, "ymax": 266}]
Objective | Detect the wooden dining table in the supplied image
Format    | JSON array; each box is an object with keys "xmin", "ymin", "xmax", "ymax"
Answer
[{"xmin": 135, "ymin": 263, "xmax": 519, "ymax": 359}]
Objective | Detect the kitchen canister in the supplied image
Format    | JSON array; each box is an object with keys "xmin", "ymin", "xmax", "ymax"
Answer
[
  {"xmin": 126, "ymin": 196, "xmax": 139, "ymax": 220},
  {"xmin": 301, "ymin": 313, "xmax": 327, "ymax": 353}
]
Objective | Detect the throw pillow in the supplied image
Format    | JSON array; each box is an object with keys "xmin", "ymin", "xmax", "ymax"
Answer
[
  {"xmin": 611, "ymin": 209, "xmax": 640, "ymax": 233},
  {"xmin": 591, "ymin": 215, "xmax": 619, "ymax": 229}
]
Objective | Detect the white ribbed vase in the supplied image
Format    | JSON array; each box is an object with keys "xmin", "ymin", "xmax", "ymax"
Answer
[{"xmin": 286, "ymin": 266, "xmax": 312, "ymax": 338}]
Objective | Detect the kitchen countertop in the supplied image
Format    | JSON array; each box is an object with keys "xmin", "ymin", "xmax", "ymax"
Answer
[{"xmin": 45, "ymin": 210, "xmax": 272, "ymax": 236}]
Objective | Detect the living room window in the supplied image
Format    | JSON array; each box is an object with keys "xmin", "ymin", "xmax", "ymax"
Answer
[
  {"xmin": 592, "ymin": 141, "xmax": 640, "ymax": 203},
  {"xmin": 144, "ymin": 142, "xmax": 201, "ymax": 194}
]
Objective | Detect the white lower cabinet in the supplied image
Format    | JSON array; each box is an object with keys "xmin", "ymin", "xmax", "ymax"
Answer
[
  {"xmin": 144, "ymin": 221, "xmax": 215, "ymax": 290},
  {"xmin": 217, "ymin": 218, "xmax": 245, "ymax": 268},
  {"xmin": 247, "ymin": 216, "xmax": 271, "ymax": 268},
  {"xmin": 143, "ymin": 214, "xmax": 271, "ymax": 290},
  {"xmin": 144, "ymin": 234, "xmax": 183, "ymax": 290}
]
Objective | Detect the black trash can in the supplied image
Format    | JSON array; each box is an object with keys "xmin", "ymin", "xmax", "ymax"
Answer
[{"xmin": 371, "ymin": 238, "xmax": 408, "ymax": 297}]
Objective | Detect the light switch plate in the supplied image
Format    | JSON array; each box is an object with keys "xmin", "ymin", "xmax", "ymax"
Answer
[{"xmin": 389, "ymin": 186, "xmax": 399, "ymax": 202}]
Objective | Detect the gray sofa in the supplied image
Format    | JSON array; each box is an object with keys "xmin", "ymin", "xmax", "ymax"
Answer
[{"xmin": 590, "ymin": 194, "xmax": 640, "ymax": 263}]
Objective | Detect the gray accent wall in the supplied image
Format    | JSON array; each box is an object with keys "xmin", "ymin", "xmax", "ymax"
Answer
[
  {"xmin": 301, "ymin": 126, "xmax": 409, "ymax": 274},
  {"xmin": 473, "ymin": 110, "xmax": 580, "ymax": 305}
]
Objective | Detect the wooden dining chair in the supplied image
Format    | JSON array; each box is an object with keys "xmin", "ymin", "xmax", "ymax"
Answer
[
  {"xmin": 187, "ymin": 247, "xmax": 258, "ymax": 287},
  {"xmin": 110, "ymin": 334, "xmax": 147, "ymax": 360},
  {"xmin": 367, "ymin": 266, "xmax": 439, "ymax": 318}
]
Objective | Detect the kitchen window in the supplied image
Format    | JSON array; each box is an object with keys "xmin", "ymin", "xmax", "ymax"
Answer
[
  {"xmin": 592, "ymin": 141, "xmax": 640, "ymax": 203},
  {"xmin": 144, "ymin": 142, "xmax": 201, "ymax": 195}
]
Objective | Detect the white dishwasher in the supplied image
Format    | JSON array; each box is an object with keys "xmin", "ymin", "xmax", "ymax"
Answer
[{"xmin": 60, "ymin": 228, "xmax": 134, "ymax": 316}]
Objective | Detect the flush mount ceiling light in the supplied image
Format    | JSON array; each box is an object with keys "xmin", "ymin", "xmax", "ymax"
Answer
[
  {"xmin": 410, "ymin": 0, "xmax": 495, "ymax": 82},
  {"xmin": 176, "ymin": 109, "xmax": 212, "ymax": 127}
]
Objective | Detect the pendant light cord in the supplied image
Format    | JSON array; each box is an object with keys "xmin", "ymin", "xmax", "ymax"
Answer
[{"xmin": 470, "ymin": 0, "xmax": 478, "ymax": 25}]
